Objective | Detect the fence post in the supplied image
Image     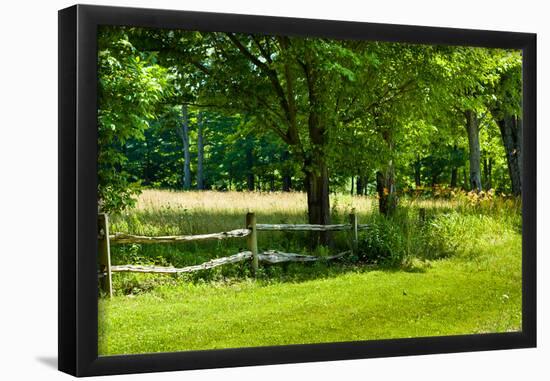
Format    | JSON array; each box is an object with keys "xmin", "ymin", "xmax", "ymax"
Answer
[
  {"xmin": 98, "ymin": 213, "xmax": 113, "ymax": 297},
  {"xmin": 350, "ymin": 208, "xmax": 358, "ymax": 253},
  {"xmin": 246, "ymin": 212, "xmax": 258, "ymax": 276}
]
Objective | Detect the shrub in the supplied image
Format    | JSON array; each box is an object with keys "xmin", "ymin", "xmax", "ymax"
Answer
[{"xmin": 356, "ymin": 213, "xmax": 410, "ymax": 266}]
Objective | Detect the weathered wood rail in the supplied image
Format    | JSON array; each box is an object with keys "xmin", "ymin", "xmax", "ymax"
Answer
[
  {"xmin": 111, "ymin": 251, "xmax": 253, "ymax": 274},
  {"xmin": 109, "ymin": 250, "xmax": 352, "ymax": 274},
  {"xmin": 108, "ymin": 228, "xmax": 251, "ymax": 244},
  {"xmin": 256, "ymin": 223, "xmax": 369, "ymax": 232},
  {"xmin": 98, "ymin": 210, "xmax": 366, "ymax": 297}
]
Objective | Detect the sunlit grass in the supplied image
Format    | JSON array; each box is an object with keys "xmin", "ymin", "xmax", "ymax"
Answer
[
  {"xmin": 99, "ymin": 189, "xmax": 522, "ymax": 355},
  {"xmin": 99, "ymin": 230, "xmax": 521, "ymax": 355}
]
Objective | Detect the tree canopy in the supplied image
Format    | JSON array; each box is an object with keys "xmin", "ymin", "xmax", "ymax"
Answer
[{"xmin": 97, "ymin": 26, "xmax": 523, "ymax": 218}]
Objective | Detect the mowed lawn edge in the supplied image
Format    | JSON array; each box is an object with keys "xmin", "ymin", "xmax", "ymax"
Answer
[{"xmin": 98, "ymin": 232, "xmax": 521, "ymax": 355}]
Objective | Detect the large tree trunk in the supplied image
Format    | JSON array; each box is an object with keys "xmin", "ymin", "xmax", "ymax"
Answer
[
  {"xmin": 302, "ymin": 52, "xmax": 331, "ymax": 246},
  {"xmin": 197, "ymin": 112, "xmax": 205, "ymax": 190},
  {"xmin": 465, "ymin": 110, "xmax": 481, "ymax": 192},
  {"xmin": 377, "ymin": 128, "xmax": 397, "ymax": 216},
  {"xmin": 376, "ymin": 160, "xmax": 397, "ymax": 216},
  {"xmin": 304, "ymin": 155, "xmax": 331, "ymax": 246},
  {"xmin": 497, "ymin": 116, "xmax": 522, "ymax": 196},
  {"xmin": 180, "ymin": 105, "xmax": 191, "ymax": 190}
]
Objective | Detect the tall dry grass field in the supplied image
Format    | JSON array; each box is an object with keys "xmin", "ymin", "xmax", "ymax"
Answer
[
  {"xmin": 135, "ymin": 189, "xmax": 467, "ymax": 215},
  {"xmin": 135, "ymin": 189, "xmax": 377, "ymax": 215}
]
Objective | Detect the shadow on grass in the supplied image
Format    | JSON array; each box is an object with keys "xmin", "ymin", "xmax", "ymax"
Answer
[
  {"xmin": 377, "ymin": 262, "xmax": 430, "ymax": 274},
  {"xmin": 255, "ymin": 260, "xmax": 375, "ymax": 283},
  {"xmin": 108, "ymin": 256, "xmax": 431, "ymax": 297}
]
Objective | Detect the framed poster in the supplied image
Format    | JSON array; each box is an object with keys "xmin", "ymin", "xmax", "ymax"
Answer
[{"xmin": 58, "ymin": 4, "xmax": 536, "ymax": 376}]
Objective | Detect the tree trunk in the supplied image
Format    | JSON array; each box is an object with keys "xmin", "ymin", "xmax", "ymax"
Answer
[
  {"xmin": 482, "ymin": 155, "xmax": 493, "ymax": 190},
  {"xmin": 497, "ymin": 116, "xmax": 522, "ymax": 195},
  {"xmin": 463, "ymin": 166, "xmax": 468, "ymax": 190},
  {"xmin": 302, "ymin": 52, "xmax": 331, "ymax": 246},
  {"xmin": 356, "ymin": 176, "xmax": 364, "ymax": 195},
  {"xmin": 282, "ymin": 174, "xmax": 292, "ymax": 192},
  {"xmin": 376, "ymin": 160, "xmax": 397, "ymax": 216},
  {"xmin": 350, "ymin": 176, "xmax": 355, "ymax": 195},
  {"xmin": 143, "ymin": 136, "xmax": 152, "ymax": 186},
  {"xmin": 414, "ymin": 156, "xmax": 421, "ymax": 188},
  {"xmin": 270, "ymin": 173, "xmax": 276, "ymax": 192},
  {"xmin": 180, "ymin": 104, "xmax": 191, "ymax": 190},
  {"xmin": 450, "ymin": 167, "xmax": 458, "ymax": 188},
  {"xmin": 465, "ymin": 110, "xmax": 481, "ymax": 192},
  {"xmin": 431, "ymin": 174, "xmax": 438, "ymax": 188},
  {"xmin": 487, "ymin": 157, "xmax": 493, "ymax": 189},
  {"xmin": 304, "ymin": 155, "xmax": 331, "ymax": 246},
  {"xmin": 246, "ymin": 145, "xmax": 255, "ymax": 191},
  {"xmin": 377, "ymin": 127, "xmax": 397, "ymax": 216},
  {"xmin": 281, "ymin": 150, "xmax": 292, "ymax": 192},
  {"xmin": 197, "ymin": 112, "xmax": 205, "ymax": 190}
]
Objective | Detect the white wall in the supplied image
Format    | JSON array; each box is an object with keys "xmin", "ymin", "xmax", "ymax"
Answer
[{"xmin": 0, "ymin": 0, "xmax": 546, "ymax": 379}]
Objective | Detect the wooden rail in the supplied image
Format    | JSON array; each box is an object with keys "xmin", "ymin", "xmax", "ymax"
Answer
[
  {"xmin": 108, "ymin": 228, "xmax": 250, "ymax": 244},
  {"xmin": 259, "ymin": 250, "xmax": 351, "ymax": 264},
  {"xmin": 256, "ymin": 223, "xmax": 369, "ymax": 232},
  {"xmin": 111, "ymin": 251, "xmax": 253, "ymax": 273},
  {"xmin": 98, "ymin": 211, "xmax": 366, "ymax": 297},
  {"xmin": 109, "ymin": 250, "xmax": 351, "ymax": 274},
  {"xmin": 256, "ymin": 223, "xmax": 350, "ymax": 231}
]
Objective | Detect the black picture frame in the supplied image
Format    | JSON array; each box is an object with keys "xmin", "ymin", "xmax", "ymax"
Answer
[{"xmin": 58, "ymin": 4, "xmax": 536, "ymax": 377}]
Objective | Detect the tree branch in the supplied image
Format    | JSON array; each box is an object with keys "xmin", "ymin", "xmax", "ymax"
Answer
[
  {"xmin": 190, "ymin": 60, "xmax": 211, "ymax": 75},
  {"xmin": 252, "ymin": 35, "xmax": 273, "ymax": 64},
  {"xmin": 226, "ymin": 33, "xmax": 270, "ymax": 71},
  {"xmin": 225, "ymin": 33, "xmax": 295, "ymax": 138}
]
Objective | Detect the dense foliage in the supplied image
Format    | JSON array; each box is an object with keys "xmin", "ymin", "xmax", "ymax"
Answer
[{"xmin": 97, "ymin": 26, "xmax": 522, "ymax": 215}]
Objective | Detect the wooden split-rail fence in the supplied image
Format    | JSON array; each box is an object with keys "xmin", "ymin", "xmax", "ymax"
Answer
[{"xmin": 98, "ymin": 211, "xmax": 369, "ymax": 297}]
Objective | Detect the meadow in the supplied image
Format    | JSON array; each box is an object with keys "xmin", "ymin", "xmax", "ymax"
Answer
[{"xmin": 98, "ymin": 189, "xmax": 522, "ymax": 355}]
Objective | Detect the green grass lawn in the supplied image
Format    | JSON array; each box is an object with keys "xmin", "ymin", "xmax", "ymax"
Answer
[{"xmin": 98, "ymin": 218, "xmax": 521, "ymax": 355}]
